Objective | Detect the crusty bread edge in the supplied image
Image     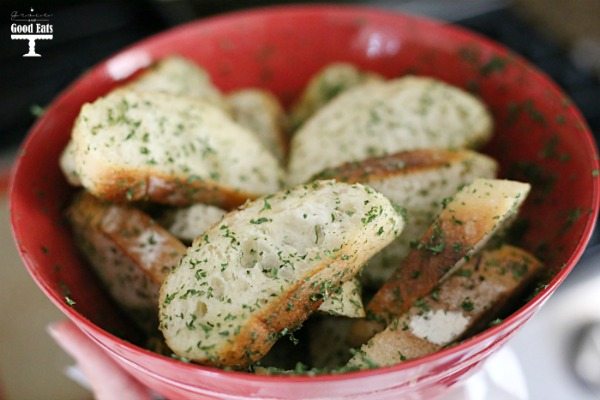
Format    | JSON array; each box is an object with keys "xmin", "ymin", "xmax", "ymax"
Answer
[
  {"xmin": 205, "ymin": 246, "xmax": 368, "ymax": 367},
  {"xmin": 85, "ymin": 168, "xmax": 257, "ymax": 209}
]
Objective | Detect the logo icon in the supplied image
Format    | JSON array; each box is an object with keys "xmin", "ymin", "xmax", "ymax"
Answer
[{"xmin": 10, "ymin": 8, "xmax": 53, "ymax": 58}]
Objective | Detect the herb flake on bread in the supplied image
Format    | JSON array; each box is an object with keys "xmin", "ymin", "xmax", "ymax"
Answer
[
  {"xmin": 347, "ymin": 245, "xmax": 542, "ymax": 368},
  {"xmin": 289, "ymin": 63, "xmax": 383, "ymax": 131},
  {"xmin": 70, "ymin": 89, "xmax": 283, "ymax": 208},
  {"xmin": 67, "ymin": 192, "xmax": 187, "ymax": 332},
  {"xmin": 288, "ymin": 76, "xmax": 493, "ymax": 185},
  {"xmin": 313, "ymin": 149, "xmax": 498, "ymax": 287},
  {"xmin": 159, "ymin": 180, "xmax": 404, "ymax": 367},
  {"xmin": 349, "ymin": 178, "xmax": 530, "ymax": 345}
]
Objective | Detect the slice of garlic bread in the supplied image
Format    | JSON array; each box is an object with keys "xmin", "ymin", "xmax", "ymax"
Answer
[
  {"xmin": 70, "ymin": 191, "xmax": 364, "ymax": 336},
  {"xmin": 67, "ymin": 192, "xmax": 187, "ymax": 332},
  {"xmin": 126, "ymin": 56, "xmax": 226, "ymax": 108},
  {"xmin": 314, "ymin": 149, "xmax": 498, "ymax": 287},
  {"xmin": 289, "ymin": 63, "xmax": 383, "ymax": 131},
  {"xmin": 349, "ymin": 178, "xmax": 530, "ymax": 345},
  {"xmin": 347, "ymin": 245, "xmax": 542, "ymax": 368},
  {"xmin": 70, "ymin": 89, "xmax": 283, "ymax": 208},
  {"xmin": 288, "ymin": 76, "xmax": 493, "ymax": 185},
  {"xmin": 228, "ymin": 89, "xmax": 288, "ymax": 163},
  {"xmin": 60, "ymin": 57, "xmax": 229, "ymax": 185},
  {"xmin": 158, "ymin": 180, "xmax": 403, "ymax": 367},
  {"xmin": 159, "ymin": 202, "xmax": 365, "ymax": 318}
]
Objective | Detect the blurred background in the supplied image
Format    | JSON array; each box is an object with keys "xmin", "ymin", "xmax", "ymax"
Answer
[{"xmin": 0, "ymin": 1, "xmax": 598, "ymax": 399}]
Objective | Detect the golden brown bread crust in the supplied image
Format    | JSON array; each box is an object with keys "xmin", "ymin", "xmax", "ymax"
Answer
[
  {"xmin": 350, "ymin": 206, "xmax": 507, "ymax": 343},
  {"xmin": 210, "ymin": 251, "xmax": 360, "ymax": 367},
  {"xmin": 67, "ymin": 192, "xmax": 188, "ymax": 333},
  {"xmin": 70, "ymin": 89, "xmax": 282, "ymax": 210},
  {"xmin": 158, "ymin": 181, "xmax": 402, "ymax": 367},
  {"xmin": 347, "ymin": 245, "xmax": 543, "ymax": 368},
  {"xmin": 68, "ymin": 192, "xmax": 187, "ymax": 284},
  {"xmin": 311, "ymin": 149, "xmax": 473, "ymax": 183},
  {"xmin": 311, "ymin": 149, "xmax": 498, "ymax": 288},
  {"xmin": 90, "ymin": 169, "xmax": 255, "ymax": 210},
  {"xmin": 369, "ymin": 211, "xmax": 498, "ymax": 319},
  {"xmin": 348, "ymin": 179, "xmax": 530, "ymax": 345}
]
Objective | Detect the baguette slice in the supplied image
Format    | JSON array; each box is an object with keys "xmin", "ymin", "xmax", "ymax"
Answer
[
  {"xmin": 70, "ymin": 89, "xmax": 283, "ymax": 208},
  {"xmin": 289, "ymin": 63, "xmax": 383, "ymax": 131},
  {"xmin": 349, "ymin": 178, "xmax": 530, "ymax": 345},
  {"xmin": 228, "ymin": 89, "xmax": 288, "ymax": 163},
  {"xmin": 288, "ymin": 76, "xmax": 493, "ymax": 185},
  {"xmin": 314, "ymin": 149, "xmax": 498, "ymax": 286},
  {"xmin": 125, "ymin": 56, "xmax": 226, "ymax": 108},
  {"xmin": 158, "ymin": 203, "xmax": 365, "ymax": 317},
  {"xmin": 158, "ymin": 180, "xmax": 403, "ymax": 367},
  {"xmin": 347, "ymin": 245, "xmax": 543, "ymax": 368},
  {"xmin": 70, "ymin": 192, "xmax": 363, "ymax": 335},
  {"xmin": 60, "ymin": 57, "xmax": 228, "ymax": 186},
  {"xmin": 67, "ymin": 192, "xmax": 187, "ymax": 332}
]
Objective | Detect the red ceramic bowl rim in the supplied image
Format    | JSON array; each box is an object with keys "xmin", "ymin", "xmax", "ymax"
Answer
[{"xmin": 10, "ymin": 4, "xmax": 600, "ymax": 384}]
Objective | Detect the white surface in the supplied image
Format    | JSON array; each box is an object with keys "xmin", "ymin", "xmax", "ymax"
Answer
[
  {"xmin": 442, "ymin": 346, "xmax": 529, "ymax": 400},
  {"xmin": 509, "ymin": 246, "xmax": 600, "ymax": 400}
]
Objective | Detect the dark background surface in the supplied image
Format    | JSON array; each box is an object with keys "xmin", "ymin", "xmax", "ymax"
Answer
[{"xmin": 2, "ymin": 0, "xmax": 599, "ymax": 154}]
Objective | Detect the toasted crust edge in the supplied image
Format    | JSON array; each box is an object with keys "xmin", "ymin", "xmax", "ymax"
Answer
[
  {"xmin": 348, "ymin": 179, "xmax": 530, "ymax": 345},
  {"xmin": 347, "ymin": 245, "xmax": 543, "ymax": 368},
  {"xmin": 87, "ymin": 168, "xmax": 257, "ymax": 210},
  {"xmin": 67, "ymin": 192, "xmax": 187, "ymax": 284},
  {"xmin": 207, "ymin": 246, "xmax": 366, "ymax": 367},
  {"xmin": 311, "ymin": 149, "xmax": 489, "ymax": 183}
]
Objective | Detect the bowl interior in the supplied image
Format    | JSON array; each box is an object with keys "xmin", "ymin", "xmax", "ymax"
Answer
[{"xmin": 10, "ymin": 4, "xmax": 599, "ymax": 380}]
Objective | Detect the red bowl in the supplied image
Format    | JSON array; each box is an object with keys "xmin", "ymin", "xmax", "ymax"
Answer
[{"xmin": 10, "ymin": 5, "xmax": 599, "ymax": 399}]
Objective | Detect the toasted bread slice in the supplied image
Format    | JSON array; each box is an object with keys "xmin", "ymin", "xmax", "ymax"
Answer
[
  {"xmin": 125, "ymin": 56, "xmax": 226, "ymax": 108},
  {"xmin": 289, "ymin": 63, "xmax": 383, "ymax": 131},
  {"xmin": 67, "ymin": 192, "xmax": 187, "ymax": 332},
  {"xmin": 158, "ymin": 180, "xmax": 403, "ymax": 367},
  {"xmin": 228, "ymin": 89, "xmax": 288, "ymax": 163},
  {"xmin": 158, "ymin": 202, "xmax": 365, "ymax": 317},
  {"xmin": 70, "ymin": 89, "xmax": 283, "ymax": 208},
  {"xmin": 349, "ymin": 178, "xmax": 530, "ymax": 345},
  {"xmin": 70, "ymin": 192, "xmax": 363, "ymax": 334},
  {"xmin": 314, "ymin": 149, "xmax": 498, "ymax": 287},
  {"xmin": 347, "ymin": 245, "xmax": 542, "ymax": 368},
  {"xmin": 60, "ymin": 57, "xmax": 229, "ymax": 185},
  {"xmin": 288, "ymin": 76, "xmax": 493, "ymax": 185}
]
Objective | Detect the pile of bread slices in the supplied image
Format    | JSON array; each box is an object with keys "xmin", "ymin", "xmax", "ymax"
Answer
[{"xmin": 61, "ymin": 57, "xmax": 542, "ymax": 372}]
